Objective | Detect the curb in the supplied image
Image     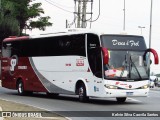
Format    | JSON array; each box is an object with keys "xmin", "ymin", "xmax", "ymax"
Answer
[
  {"xmin": 0, "ymin": 81, "xmax": 69, "ymax": 120},
  {"xmin": 0, "ymin": 105, "xmax": 67, "ymax": 120},
  {"xmin": 0, "ymin": 98, "xmax": 69, "ymax": 120}
]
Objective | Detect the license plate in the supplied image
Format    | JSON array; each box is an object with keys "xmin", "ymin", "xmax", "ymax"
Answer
[{"xmin": 126, "ymin": 92, "xmax": 133, "ymax": 96}]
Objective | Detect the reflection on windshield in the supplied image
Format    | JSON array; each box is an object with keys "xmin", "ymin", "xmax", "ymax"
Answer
[{"xmin": 104, "ymin": 50, "xmax": 149, "ymax": 80}]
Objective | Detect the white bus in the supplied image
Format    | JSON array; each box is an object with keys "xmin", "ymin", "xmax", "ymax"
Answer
[{"xmin": 1, "ymin": 29, "xmax": 159, "ymax": 103}]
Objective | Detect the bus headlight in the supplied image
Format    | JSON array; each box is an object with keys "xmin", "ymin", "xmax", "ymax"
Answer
[
  {"xmin": 104, "ymin": 85, "xmax": 118, "ymax": 89},
  {"xmin": 141, "ymin": 85, "xmax": 149, "ymax": 89}
]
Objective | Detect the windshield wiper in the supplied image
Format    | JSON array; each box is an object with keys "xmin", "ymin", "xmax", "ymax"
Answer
[
  {"xmin": 130, "ymin": 56, "xmax": 142, "ymax": 80},
  {"xmin": 120, "ymin": 55, "xmax": 128, "ymax": 78}
]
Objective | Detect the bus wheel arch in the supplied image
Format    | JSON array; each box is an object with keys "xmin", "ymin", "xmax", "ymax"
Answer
[{"xmin": 75, "ymin": 80, "xmax": 89, "ymax": 102}]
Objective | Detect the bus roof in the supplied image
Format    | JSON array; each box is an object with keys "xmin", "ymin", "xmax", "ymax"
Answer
[
  {"xmin": 3, "ymin": 36, "xmax": 29, "ymax": 42},
  {"xmin": 3, "ymin": 29, "xmax": 143, "ymax": 42},
  {"xmin": 31, "ymin": 28, "xmax": 101, "ymax": 39},
  {"xmin": 31, "ymin": 29, "xmax": 143, "ymax": 39},
  {"xmin": 3, "ymin": 29, "xmax": 96, "ymax": 42}
]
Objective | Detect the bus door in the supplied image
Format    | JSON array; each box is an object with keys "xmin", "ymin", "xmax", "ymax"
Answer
[{"xmin": 87, "ymin": 34, "xmax": 103, "ymax": 94}]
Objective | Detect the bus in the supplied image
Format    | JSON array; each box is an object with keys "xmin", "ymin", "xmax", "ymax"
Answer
[{"xmin": 1, "ymin": 29, "xmax": 159, "ymax": 103}]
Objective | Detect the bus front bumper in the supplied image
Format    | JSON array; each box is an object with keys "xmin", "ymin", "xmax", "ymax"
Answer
[{"xmin": 103, "ymin": 88, "xmax": 149, "ymax": 98}]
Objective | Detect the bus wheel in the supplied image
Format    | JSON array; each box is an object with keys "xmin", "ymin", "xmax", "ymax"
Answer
[
  {"xmin": 17, "ymin": 81, "xmax": 25, "ymax": 96},
  {"xmin": 78, "ymin": 83, "xmax": 89, "ymax": 102},
  {"xmin": 116, "ymin": 97, "xmax": 126, "ymax": 103},
  {"xmin": 46, "ymin": 92, "xmax": 59, "ymax": 98}
]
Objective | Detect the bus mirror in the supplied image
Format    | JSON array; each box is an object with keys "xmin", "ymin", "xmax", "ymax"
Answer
[
  {"xmin": 143, "ymin": 48, "xmax": 159, "ymax": 64},
  {"xmin": 102, "ymin": 47, "xmax": 109, "ymax": 64}
]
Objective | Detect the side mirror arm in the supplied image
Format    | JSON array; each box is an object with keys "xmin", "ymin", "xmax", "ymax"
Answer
[{"xmin": 143, "ymin": 48, "xmax": 159, "ymax": 64}]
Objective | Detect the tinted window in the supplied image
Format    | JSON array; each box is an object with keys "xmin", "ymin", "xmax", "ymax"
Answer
[
  {"xmin": 87, "ymin": 34, "xmax": 102, "ymax": 78},
  {"xmin": 2, "ymin": 44, "xmax": 12, "ymax": 57},
  {"xmin": 3, "ymin": 34, "xmax": 86, "ymax": 57}
]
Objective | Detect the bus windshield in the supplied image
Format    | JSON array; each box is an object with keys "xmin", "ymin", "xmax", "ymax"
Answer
[
  {"xmin": 101, "ymin": 35, "xmax": 149, "ymax": 81},
  {"xmin": 104, "ymin": 50, "xmax": 149, "ymax": 80}
]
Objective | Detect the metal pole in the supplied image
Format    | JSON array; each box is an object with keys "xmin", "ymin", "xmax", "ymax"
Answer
[
  {"xmin": 82, "ymin": 0, "xmax": 87, "ymax": 28},
  {"xmin": 123, "ymin": 0, "xmax": 126, "ymax": 31},
  {"xmin": 66, "ymin": 19, "xmax": 68, "ymax": 28},
  {"xmin": 148, "ymin": 0, "xmax": 153, "ymax": 77},
  {"xmin": 138, "ymin": 26, "xmax": 145, "ymax": 35},
  {"xmin": 149, "ymin": 0, "xmax": 153, "ymax": 49},
  {"xmin": 77, "ymin": 0, "xmax": 81, "ymax": 28},
  {"xmin": 89, "ymin": 0, "xmax": 93, "ymax": 28}
]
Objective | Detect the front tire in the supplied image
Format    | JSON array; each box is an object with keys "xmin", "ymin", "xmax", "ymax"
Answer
[
  {"xmin": 46, "ymin": 92, "xmax": 59, "ymax": 98},
  {"xmin": 78, "ymin": 83, "xmax": 89, "ymax": 102},
  {"xmin": 116, "ymin": 97, "xmax": 126, "ymax": 103},
  {"xmin": 17, "ymin": 80, "xmax": 25, "ymax": 96}
]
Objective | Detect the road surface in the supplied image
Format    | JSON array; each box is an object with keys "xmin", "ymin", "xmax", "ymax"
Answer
[{"xmin": 0, "ymin": 87, "xmax": 160, "ymax": 120}]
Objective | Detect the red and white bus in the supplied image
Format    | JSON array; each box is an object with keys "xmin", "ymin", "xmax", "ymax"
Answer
[{"xmin": 1, "ymin": 29, "xmax": 159, "ymax": 102}]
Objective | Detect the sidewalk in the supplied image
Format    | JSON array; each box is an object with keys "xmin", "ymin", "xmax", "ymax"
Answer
[
  {"xmin": 0, "ymin": 99, "xmax": 67, "ymax": 120},
  {"xmin": 0, "ymin": 80, "xmax": 67, "ymax": 120}
]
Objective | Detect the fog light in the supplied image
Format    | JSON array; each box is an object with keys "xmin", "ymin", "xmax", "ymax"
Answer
[
  {"xmin": 104, "ymin": 84, "xmax": 118, "ymax": 89},
  {"xmin": 141, "ymin": 85, "xmax": 149, "ymax": 89}
]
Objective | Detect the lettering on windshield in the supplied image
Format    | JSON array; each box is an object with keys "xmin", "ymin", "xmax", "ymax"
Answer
[{"xmin": 112, "ymin": 39, "xmax": 139, "ymax": 47}]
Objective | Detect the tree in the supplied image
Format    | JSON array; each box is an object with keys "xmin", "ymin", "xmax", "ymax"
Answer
[
  {"xmin": 10, "ymin": 0, "xmax": 52, "ymax": 34},
  {"xmin": 0, "ymin": 0, "xmax": 20, "ymax": 47},
  {"xmin": 0, "ymin": 0, "xmax": 52, "ymax": 47}
]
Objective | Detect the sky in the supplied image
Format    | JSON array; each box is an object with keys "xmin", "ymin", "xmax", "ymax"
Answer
[{"xmin": 27, "ymin": 0, "xmax": 160, "ymax": 74}]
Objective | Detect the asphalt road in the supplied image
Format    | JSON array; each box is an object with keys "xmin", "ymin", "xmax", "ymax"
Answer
[{"xmin": 0, "ymin": 87, "xmax": 160, "ymax": 120}]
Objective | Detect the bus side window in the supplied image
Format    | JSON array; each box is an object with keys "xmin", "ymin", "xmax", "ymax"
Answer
[
  {"xmin": 2, "ymin": 45, "xmax": 11, "ymax": 57},
  {"xmin": 87, "ymin": 34, "xmax": 102, "ymax": 78}
]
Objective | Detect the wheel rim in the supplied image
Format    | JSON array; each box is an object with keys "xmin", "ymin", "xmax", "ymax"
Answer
[
  {"xmin": 18, "ymin": 83, "xmax": 23, "ymax": 93},
  {"xmin": 79, "ymin": 87, "xmax": 84, "ymax": 97}
]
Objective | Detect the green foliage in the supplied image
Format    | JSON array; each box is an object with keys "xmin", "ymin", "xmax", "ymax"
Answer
[
  {"xmin": 0, "ymin": 0, "xmax": 20, "ymax": 46},
  {"xmin": 28, "ymin": 3, "xmax": 44, "ymax": 18},
  {"xmin": 0, "ymin": 16, "xmax": 20, "ymax": 35},
  {"xmin": 30, "ymin": 16, "xmax": 52, "ymax": 31},
  {"xmin": 0, "ymin": 0, "xmax": 53, "ymax": 39},
  {"xmin": 9, "ymin": 0, "xmax": 53, "ymax": 34}
]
